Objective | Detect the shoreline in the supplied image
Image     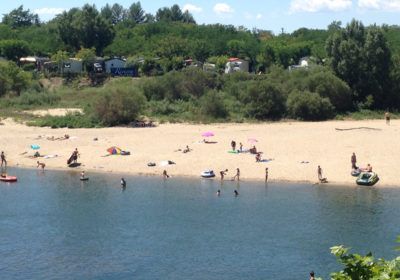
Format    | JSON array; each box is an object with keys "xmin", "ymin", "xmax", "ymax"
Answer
[
  {"xmin": 1, "ymin": 118, "xmax": 398, "ymax": 187},
  {"xmin": 11, "ymin": 165, "xmax": 400, "ymax": 188}
]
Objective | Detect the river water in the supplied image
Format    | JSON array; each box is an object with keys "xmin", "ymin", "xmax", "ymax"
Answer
[{"xmin": 1, "ymin": 168, "xmax": 399, "ymax": 279}]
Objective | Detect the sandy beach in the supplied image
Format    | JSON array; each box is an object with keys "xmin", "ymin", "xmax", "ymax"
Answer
[{"xmin": 1, "ymin": 118, "xmax": 398, "ymax": 186}]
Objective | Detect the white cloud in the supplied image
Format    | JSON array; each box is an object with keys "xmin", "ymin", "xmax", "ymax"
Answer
[
  {"xmin": 34, "ymin": 7, "xmax": 65, "ymax": 15},
  {"xmin": 213, "ymin": 3, "xmax": 234, "ymax": 15},
  {"xmin": 358, "ymin": 0, "xmax": 380, "ymax": 9},
  {"xmin": 183, "ymin": 4, "xmax": 203, "ymax": 13},
  {"xmin": 358, "ymin": 0, "xmax": 400, "ymax": 10},
  {"xmin": 256, "ymin": 13, "xmax": 263, "ymax": 19},
  {"xmin": 290, "ymin": 0, "xmax": 352, "ymax": 13}
]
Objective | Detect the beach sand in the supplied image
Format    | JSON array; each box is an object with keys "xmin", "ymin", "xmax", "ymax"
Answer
[{"xmin": 1, "ymin": 118, "xmax": 398, "ymax": 186}]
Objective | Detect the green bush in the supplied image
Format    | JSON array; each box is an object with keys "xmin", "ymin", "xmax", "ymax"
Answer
[
  {"xmin": 199, "ymin": 90, "xmax": 228, "ymax": 119},
  {"xmin": 286, "ymin": 90, "xmax": 334, "ymax": 120},
  {"xmin": 240, "ymin": 80, "xmax": 286, "ymax": 120},
  {"xmin": 304, "ymin": 71, "xmax": 353, "ymax": 112},
  {"xmin": 89, "ymin": 87, "xmax": 146, "ymax": 126},
  {"xmin": 32, "ymin": 112, "xmax": 97, "ymax": 128}
]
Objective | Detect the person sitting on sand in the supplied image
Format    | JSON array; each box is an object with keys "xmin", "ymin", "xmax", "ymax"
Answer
[
  {"xmin": 37, "ymin": 161, "xmax": 45, "ymax": 170},
  {"xmin": 163, "ymin": 170, "xmax": 170, "ymax": 179},
  {"xmin": 366, "ymin": 164, "xmax": 373, "ymax": 172},
  {"xmin": 220, "ymin": 169, "xmax": 228, "ymax": 180},
  {"xmin": 255, "ymin": 152, "xmax": 262, "ymax": 162},
  {"xmin": 249, "ymin": 146, "xmax": 257, "ymax": 154},
  {"xmin": 183, "ymin": 145, "xmax": 191, "ymax": 153}
]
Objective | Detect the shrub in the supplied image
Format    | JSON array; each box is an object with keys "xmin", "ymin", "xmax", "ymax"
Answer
[
  {"xmin": 286, "ymin": 90, "xmax": 334, "ymax": 120},
  {"xmin": 199, "ymin": 90, "xmax": 228, "ymax": 119},
  {"xmin": 32, "ymin": 112, "xmax": 97, "ymax": 128},
  {"xmin": 89, "ymin": 87, "xmax": 146, "ymax": 126},
  {"xmin": 240, "ymin": 80, "xmax": 285, "ymax": 120},
  {"xmin": 304, "ymin": 71, "xmax": 353, "ymax": 112}
]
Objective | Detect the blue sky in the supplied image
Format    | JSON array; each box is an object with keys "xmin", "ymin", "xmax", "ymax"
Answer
[{"xmin": 1, "ymin": 0, "xmax": 400, "ymax": 33}]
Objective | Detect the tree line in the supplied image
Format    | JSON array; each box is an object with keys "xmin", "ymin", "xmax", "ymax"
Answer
[{"xmin": 1, "ymin": 3, "xmax": 400, "ymax": 121}]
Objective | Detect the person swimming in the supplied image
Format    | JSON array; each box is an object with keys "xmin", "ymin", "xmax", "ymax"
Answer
[
  {"xmin": 216, "ymin": 190, "xmax": 221, "ymax": 196},
  {"xmin": 234, "ymin": 190, "xmax": 239, "ymax": 196}
]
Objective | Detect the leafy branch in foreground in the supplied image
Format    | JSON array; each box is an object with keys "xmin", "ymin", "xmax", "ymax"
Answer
[{"xmin": 327, "ymin": 239, "xmax": 400, "ymax": 280}]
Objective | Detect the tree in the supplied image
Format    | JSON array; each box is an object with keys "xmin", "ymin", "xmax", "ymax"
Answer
[
  {"xmin": 156, "ymin": 5, "xmax": 195, "ymax": 23},
  {"xmin": 0, "ymin": 60, "xmax": 32, "ymax": 96},
  {"xmin": 55, "ymin": 4, "xmax": 115, "ymax": 54},
  {"xmin": 326, "ymin": 20, "xmax": 392, "ymax": 108},
  {"xmin": 286, "ymin": 90, "xmax": 334, "ymax": 120},
  {"xmin": 76, "ymin": 47, "xmax": 96, "ymax": 72},
  {"xmin": 2, "ymin": 5, "xmax": 39, "ymax": 28},
  {"xmin": 240, "ymin": 80, "xmax": 286, "ymax": 120},
  {"xmin": 101, "ymin": 4, "xmax": 127, "ymax": 25},
  {"xmin": 128, "ymin": 2, "xmax": 145, "ymax": 24},
  {"xmin": 0, "ymin": 39, "xmax": 30, "ymax": 61}
]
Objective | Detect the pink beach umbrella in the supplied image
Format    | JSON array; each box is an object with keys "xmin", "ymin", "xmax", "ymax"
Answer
[
  {"xmin": 248, "ymin": 138, "xmax": 258, "ymax": 144},
  {"xmin": 201, "ymin": 131, "xmax": 215, "ymax": 137}
]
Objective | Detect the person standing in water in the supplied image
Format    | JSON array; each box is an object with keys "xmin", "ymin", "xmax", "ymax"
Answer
[
  {"xmin": 121, "ymin": 178, "xmax": 126, "ymax": 188},
  {"xmin": 163, "ymin": 170, "xmax": 170, "ymax": 179},
  {"xmin": 216, "ymin": 190, "xmax": 221, "ymax": 196},
  {"xmin": 234, "ymin": 190, "xmax": 239, "ymax": 196},
  {"xmin": 232, "ymin": 168, "xmax": 240, "ymax": 181},
  {"xmin": 80, "ymin": 171, "xmax": 86, "ymax": 179},
  {"xmin": 265, "ymin": 167, "xmax": 269, "ymax": 182}
]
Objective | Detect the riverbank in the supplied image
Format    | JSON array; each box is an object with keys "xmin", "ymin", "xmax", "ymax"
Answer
[{"xmin": 1, "ymin": 118, "xmax": 398, "ymax": 186}]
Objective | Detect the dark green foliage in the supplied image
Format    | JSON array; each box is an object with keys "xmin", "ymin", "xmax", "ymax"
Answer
[
  {"xmin": 199, "ymin": 90, "xmax": 228, "ymax": 119},
  {"xmin": 301, "ymin": 70, "xmax": 353, "ymax": 112},
  {"xmin": 0, "ymin": 39, "xmax": 30, "ymax": 61},
  {"xmin": 286, "ymin": 90, "xmax": 334, "ymax": 120},
  {"xmin": 326, "ymin": 20, "xmax": 392, "ymax": 108},
  {"xmin": 2, "ymin": 5, "xmax": 39, "ymax": 28},
  {"xmin": 0, "ymin": 60, "xmax": 32, "ymax": 96},
  {"xmin": 240, "ymin": 80, "xmax": 285, "ymax": 120},
  {"xmin": 54, "ymin": 4, "xmax": 115, "ymax": 54}
]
